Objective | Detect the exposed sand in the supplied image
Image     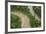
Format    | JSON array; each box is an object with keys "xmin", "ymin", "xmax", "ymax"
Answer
[{"xmin": 11, "ymin": 12, "xmax": 31, "ymax": 28}]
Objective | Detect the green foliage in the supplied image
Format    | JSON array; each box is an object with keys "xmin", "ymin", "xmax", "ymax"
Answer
[
  {"xmin": 11, "ymin": 14, "xmax": 21, "ymax": 28},
  {"xmin": 11, "ymin": 5, "xmax": 41, "ymax": 28},
  {"xmin": 28, "ymin": 14, "xmax": 41, "ymax": 28},
  {"xmin": 32, "ymin": 6, "xmax": 41, "ymax": 18},
  {"xmin": 30, "ymin": 17, "xmax": 41, "ymax": 27},
  {"xmin": 11, "ymin": 5, "xmax": 30, "ymax": 14}
]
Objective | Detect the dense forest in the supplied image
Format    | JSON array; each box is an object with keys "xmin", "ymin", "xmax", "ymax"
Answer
[
  {"xmin": 33, "ymin": 6, "xmax": 41, "ymax": 18},
  {"xmin": 11, "ymin": 14, "xmax": 21, "ymax": 28},
  {"xmin": 11, "ymin": 5, "xmax": 41, "ymax": 28}
]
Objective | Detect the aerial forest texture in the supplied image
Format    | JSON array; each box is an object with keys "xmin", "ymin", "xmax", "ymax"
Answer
[{"xmin": 10, "ymin": 5, "xmax": 41, "ymax": 29}]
